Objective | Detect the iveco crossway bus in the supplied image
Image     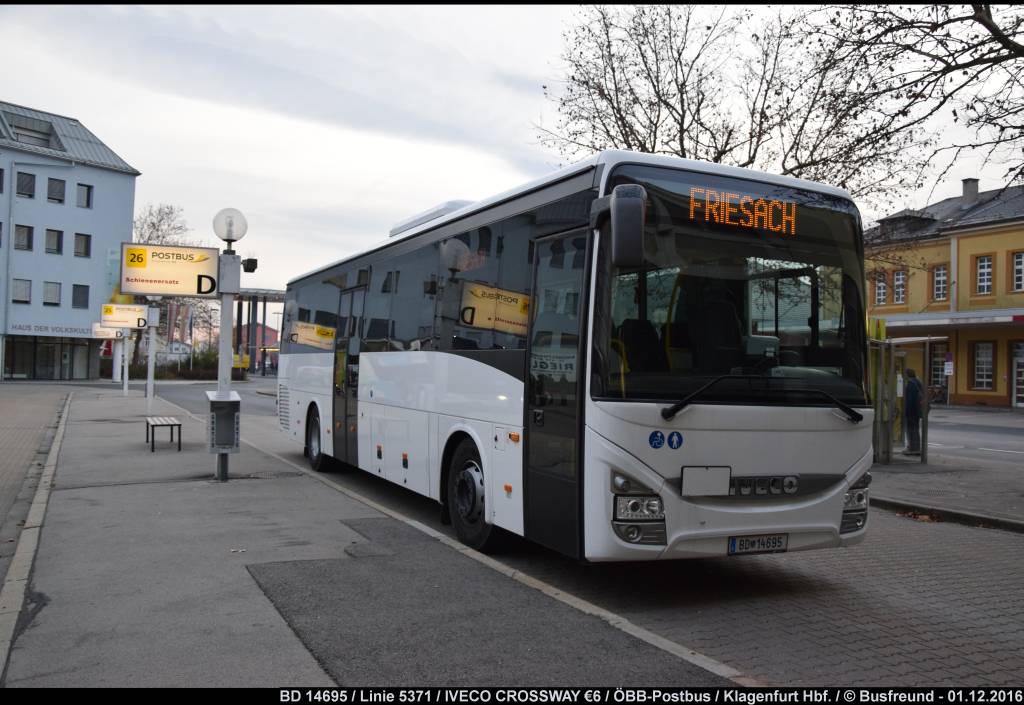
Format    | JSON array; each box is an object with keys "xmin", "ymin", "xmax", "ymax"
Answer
[{"xmin": 278, "ymin": 150, "xmax": 873, "ymax": 561}]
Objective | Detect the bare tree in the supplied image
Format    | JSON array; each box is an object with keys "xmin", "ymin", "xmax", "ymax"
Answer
[
  {"xmin": 811, "ymin": 4, "xmax": 1024, "ymax": 189},
  {"xmin": 539, "ymin": 5, "xmax": 934, "ymax": 205}
]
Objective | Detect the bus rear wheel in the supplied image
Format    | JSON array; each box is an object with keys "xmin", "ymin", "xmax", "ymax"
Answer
[{"xmin": 447, "ymin": 439, "xmax": 498, "ymax": 551}]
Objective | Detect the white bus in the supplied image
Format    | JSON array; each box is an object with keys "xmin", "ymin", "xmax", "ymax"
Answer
[{"xmin": 278, "ymin": 150, "xmax": 873, "ymax": 561}]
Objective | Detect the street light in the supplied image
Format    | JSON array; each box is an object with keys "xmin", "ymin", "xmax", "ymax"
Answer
[{"xmin": 209, "ymin": 208, "xmax": 247, "ymax": 482}]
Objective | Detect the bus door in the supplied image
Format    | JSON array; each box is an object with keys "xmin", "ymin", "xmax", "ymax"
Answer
[
  {"xmin": 524, "ymin": 230, "xmax": 590, "ymax": 559},
  {"xmin": 333, "ymin": 287, "xmax": 365, "ymax": 465}
]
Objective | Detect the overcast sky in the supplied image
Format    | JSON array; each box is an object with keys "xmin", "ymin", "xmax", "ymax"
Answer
[{"xmin": 0, "ymin": 5, "xmax": 1009, "ymax": 295}]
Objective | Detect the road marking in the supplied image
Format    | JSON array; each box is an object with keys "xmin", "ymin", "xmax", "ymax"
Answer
[
  {"xmin": 0, "ymin": 393, "xmax": 72, "ymax": 681},
  {"xmin": 158, "ymin": 395, "xmax": 766, "ymax": 688},
  {"xmin": 977, "ymin": 447, "xmax": 1024, "ymax": 455}
]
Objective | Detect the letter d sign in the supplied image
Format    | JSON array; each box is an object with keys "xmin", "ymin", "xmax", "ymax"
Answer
[{"xmin": 197, "ymin": 274, "xmax": 217, "ymax": 295}]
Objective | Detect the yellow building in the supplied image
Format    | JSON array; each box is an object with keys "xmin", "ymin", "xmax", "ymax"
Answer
[{"xmin": 866, "ymin": 178, "xmax": 1024, "ymax": 407}]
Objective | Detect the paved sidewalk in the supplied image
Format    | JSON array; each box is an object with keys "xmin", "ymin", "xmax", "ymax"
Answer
[
  {"xmin": 0, "ymin": 386, "xmax": 67, "ymax": 585},
  {"xmin": 2, "ymin": 388, "xmax": 728, "ymax": 687},
  {"xmin": 871, "ymin": 459, "xmax": 1024, "ymax": 527}
]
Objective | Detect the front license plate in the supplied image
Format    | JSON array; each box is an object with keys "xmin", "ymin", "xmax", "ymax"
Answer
[{"xmin": 728, "ymin": 533, "xmax": 789, "ymax": 555}]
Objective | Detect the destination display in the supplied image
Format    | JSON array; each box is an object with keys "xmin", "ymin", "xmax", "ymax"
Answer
[
  {"xmin": 686, "ymin": 187, "xmax": 798, "ymax": 236},
  {"xmin": 121, "ymin": 243, "xmax": 219, "ymax": 298},
  {"xmin": 101, "ymin": 304, "xmax": 149, "ymax": 329}
]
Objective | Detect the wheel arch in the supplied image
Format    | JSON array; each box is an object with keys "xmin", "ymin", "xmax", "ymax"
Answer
[
  {"xmin": 439, "ymin": 427, "xmax": 486, "ymax": 513},
  {"xmin": 303, "ymin": 400, "xmax": 329, "ymax": 457}
]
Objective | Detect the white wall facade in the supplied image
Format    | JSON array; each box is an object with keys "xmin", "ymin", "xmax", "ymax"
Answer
[{"xmin": 1, "ymin": 148, "xmax": 136, "ymax": 378}]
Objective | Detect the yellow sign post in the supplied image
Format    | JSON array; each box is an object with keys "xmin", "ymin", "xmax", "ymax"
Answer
[{"xmin": 120, "ymin": 243, "xmax": 220, "ymax": 298}]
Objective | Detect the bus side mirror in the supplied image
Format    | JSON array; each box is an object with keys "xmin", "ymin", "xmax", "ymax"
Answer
[{"xmin": 610, "ymin": 184, "xmax": 647, "ymax": 269}]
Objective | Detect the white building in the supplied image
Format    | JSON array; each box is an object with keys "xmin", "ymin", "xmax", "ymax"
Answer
[{"xmin": 1, "ymin": 101, "xmax": 138, "ymax": 380}]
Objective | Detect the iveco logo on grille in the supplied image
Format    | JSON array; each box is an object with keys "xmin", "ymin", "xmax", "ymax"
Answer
[{"xmin": 729, "ymin": 475, "xmax": 799, "ymax": 496}]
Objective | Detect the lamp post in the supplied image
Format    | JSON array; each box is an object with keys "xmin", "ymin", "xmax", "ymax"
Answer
[
  {"xmin": 211, "ymin": 208, "xmax": 247, "ymax": 482},
  {"xmin": 145, "ymin": 295, "xmax": 162, "ymax": 413}
]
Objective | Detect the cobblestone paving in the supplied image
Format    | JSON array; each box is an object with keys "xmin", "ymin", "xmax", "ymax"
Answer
[
  {"xmin": 498, "ymin": 511, "xmax": 1024, "ymax": 686},
  {"xmin": 0, "ymin": 385, "xmax": 67, "ymax": 573}
]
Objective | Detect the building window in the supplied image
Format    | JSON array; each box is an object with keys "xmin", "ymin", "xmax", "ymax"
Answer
[
  {"xmin": 72, "ymin": 284, "xmax": 90, "ymax": 309},
  {"xmin": 1014, "ymin": 252, "xmax": 1024, "ymax": 292},
  {"xmin": 12, "ymin": 279, "xmax": 31, "ymax": 304},
  {"xmin": 46, "ymin": 229, "xmax": 63, "ymax": 254},
  {"xmin": 43, "ymin": 282, "xmax": 61, "ymax": 307},
  {"xmin": 0, "ymin": 168, "xmax": 4, "ymax": 193},
  {"xmin": 932, "ymin": 264, "xmax": 948, "ymax": 301},
  {"xmin": 893, "ymin": 270, "xmax": 907, "ymax": 304},
  {"xmin": 77, "ymin": 183, "xmax": 94, "ymax": 208},
  {"xmin": 972, "ymin": 341, "xmax": 994, "ymax": 390},
  {"xmin": 47, "ymin": 178, "xmax": 66, "ymax": 204},
  {"xmin": 15, "ymin": 225, "xmax": 33, "ymax": 251},
  {"xmin": 74, "ymin": 233, "xmax": 92, "ymax": 258},
  {"xmin": 929, "ymin": 343, "xmax": 949, "ymax": 388},
  {"xmin": 874, "ymin": 273, "xmax": 887, "ymax": 306},
  {"xmin": 976, "ymin": 255, "xmax": 993, "ymax": 294},
  {"xmin": 16, "ymin": 172, "xmax": 36, "ymax": 198}
]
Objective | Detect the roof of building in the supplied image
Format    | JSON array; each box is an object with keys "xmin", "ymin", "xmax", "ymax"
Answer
[
  {"xmin": 866, "ymin": 182, "xmax": 1024, "ymax": 247},
  {"xmin": 0, "ymin": 100, "xmax": 140, "ymax": 176}
]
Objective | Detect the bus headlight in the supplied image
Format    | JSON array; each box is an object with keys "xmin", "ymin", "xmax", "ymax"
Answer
[
  {"xmin": 615, "ymin": 495, "xmax": 665, "ymax": 521},
  {"xmin": 843, "ymin": 488, "xmax": 869, "ymax": 511}
]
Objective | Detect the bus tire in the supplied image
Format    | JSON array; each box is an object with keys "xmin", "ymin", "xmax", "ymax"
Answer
[
  {"xmin": 447, "ymin": 438, "xmax": 498, "ymax": 551},
  {"xmin": 306, "ymin": 406, "xmax": 330, "ymax": 473}
]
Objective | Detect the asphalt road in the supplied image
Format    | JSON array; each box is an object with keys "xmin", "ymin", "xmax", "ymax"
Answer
[{"xmin": 923, "ymin": 407, "xmax": 1024, "ymax": 467}]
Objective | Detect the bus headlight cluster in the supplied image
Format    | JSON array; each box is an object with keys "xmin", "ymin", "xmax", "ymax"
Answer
[
  {"xmin": 843, "ymin": 488, "xmax": 869, "ymax": 511},
  {"xmin": 615, "ymin": 495, "xmax": 665, "ymax": 521}
]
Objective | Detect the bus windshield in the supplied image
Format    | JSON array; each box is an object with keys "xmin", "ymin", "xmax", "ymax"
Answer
[{"xmin": 594, "ymin": 164, "xmax": 868, "ymax": 407}]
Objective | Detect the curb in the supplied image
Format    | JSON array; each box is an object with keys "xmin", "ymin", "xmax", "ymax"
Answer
[
  {"xmin": 0, "ymin": 392, "xmax": 73, "ymax": 683},
  {"xmin": 872, "ymin": 495, "xmax": 1024, "ymax": 534}
]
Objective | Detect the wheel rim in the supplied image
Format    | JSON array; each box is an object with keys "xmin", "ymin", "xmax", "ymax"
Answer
[
  {"xmin": 454, "ymin": 459, "xmax": 484, "ymax": 524},
  {"xmin": 309, "ymin": 416, "xmax": 320, "ymax": 458}
]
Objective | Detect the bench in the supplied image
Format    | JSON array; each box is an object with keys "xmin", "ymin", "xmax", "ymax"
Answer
[{"xmin": 146, "ymin": 416, "xmax": 182, "ymax": 452}]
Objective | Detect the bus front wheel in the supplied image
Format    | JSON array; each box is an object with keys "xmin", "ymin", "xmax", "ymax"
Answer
[
  {"xmin": 306, "ymin": 406, "xmax": 329, "ymax": 472},
  {"xmin": 447, "ymin": 439, "xmax": 498, "ymax": 551}
]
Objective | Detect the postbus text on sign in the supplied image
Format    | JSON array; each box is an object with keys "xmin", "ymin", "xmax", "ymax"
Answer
[{"xmin": 688, "ymin": 188, "xmax": 797, "ymax": 236}]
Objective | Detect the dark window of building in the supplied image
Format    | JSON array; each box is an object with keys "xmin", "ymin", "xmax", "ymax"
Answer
[
  {"xmin": 17, "ymin": 172, "xmax": 35, "ymax": 198},
  {"xmin": 43, "ymin": 281, "xmax": 61, "ymax": 306},
  {"xmin": 77, "ymin": 183, "xmax": 94, "ymax": 208},
  {"xmin": 12, "ymin": 279, "xmax": 31, "ymax": 304},
  {"xmin": 0, "ymin": 168, "xmax": 4, "ymax": 193},
  {"xmin": 47, "ymin": 178, "xmax": 65, "ymax": 204},
  {"xmin": 72, "ymin": 284, "xmax": 89, "ymax": 309},
  {"xmin": 46, "ymin": 229, "xmax": 63, "ymax": 254},
  {"xmin": 74, "ymin": 233, "xmax": 92, "ymax": 257},
  {"xmin": 15, "ymin": 225, "xmax": 33, "ymax": 250},
  {"xmin": 972, "ymin": 341, "xmax": 994, "ymax": 390}
]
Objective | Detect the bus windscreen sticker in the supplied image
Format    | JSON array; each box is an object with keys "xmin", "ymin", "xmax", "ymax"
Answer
[
  {"xmin": 648, "ymin": 431, "xmax": 665, "ymax": 449},
  {"xmin": 668, "ymin": 431, "xmax": 683, "ymax": 449}
]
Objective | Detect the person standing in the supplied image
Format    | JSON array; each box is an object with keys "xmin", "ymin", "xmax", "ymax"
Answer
[{"xmin": 903, "ymin": 368, "xmax": 924, "ymax": 455}]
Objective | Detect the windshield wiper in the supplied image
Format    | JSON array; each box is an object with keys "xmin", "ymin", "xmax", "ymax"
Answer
[
  {"xmin": 660, "ymin": 375, "xmax": 865, "ymax": 423},
  {"xmin": 661, "ymin": 374, "xmax": 765, "ymax": 420},
  {"xmin": 794, "ymin": 387, "xmax": 864, "ymax": 424}
]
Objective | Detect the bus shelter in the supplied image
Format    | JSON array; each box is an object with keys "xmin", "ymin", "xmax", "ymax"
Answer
[
  {"xmin": 234, "ymin": 288, "xmax": 286, "ymax": 375},
  {"xmin": 869, "ymin": 334, "xmax": 948, "ymax": 465}
]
